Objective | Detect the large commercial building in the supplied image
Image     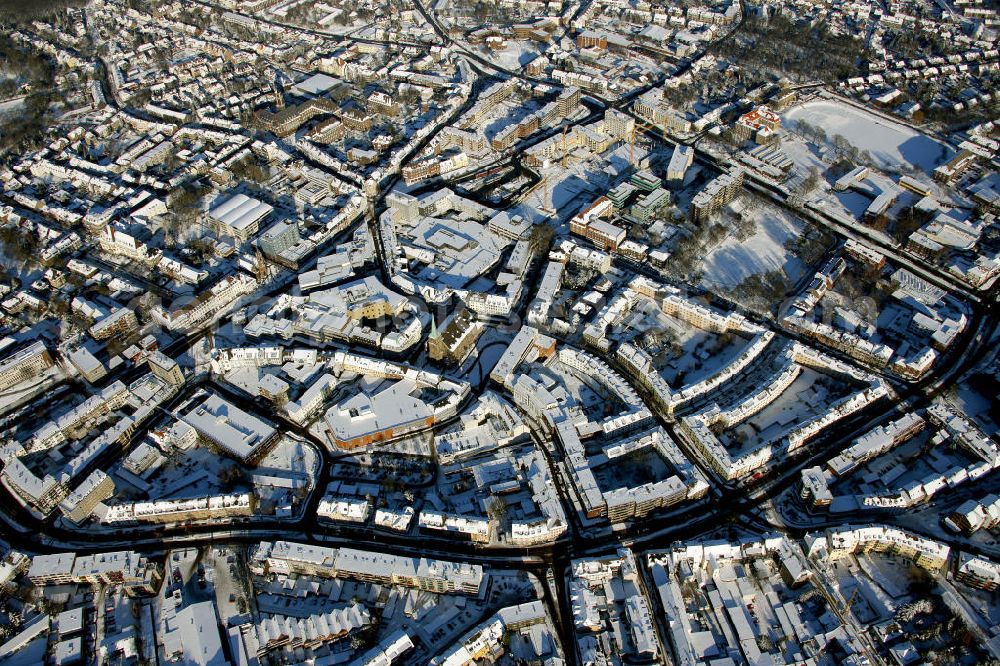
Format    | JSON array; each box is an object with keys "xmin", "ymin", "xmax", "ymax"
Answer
[
  {"xmin": 208, "ymin": 193, "xmax": 274, "ymax": 242},
  {"xmin": 181, "ymin": 393, "xmax": 278, "ymax": 463},
  {"xmin": 162, "ymin": 601, "xmax": 229, "ymax": 666},
  {"xmin": 322, "ymin": 375, "xmax": 463, "ymax": 449},
  {"xmin": 273, "ymin": 352, "xmax": 465, "ymax": 450},
  {"xmin": 258, "ymin": 220, "xmax": 301, "ymax": 258}
]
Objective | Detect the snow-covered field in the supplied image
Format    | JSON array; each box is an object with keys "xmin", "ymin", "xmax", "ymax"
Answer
[
  {"xmin": 783, "ymin": 99, "xmax": 954, "ymax": 172},
  {"xmin": 699, "ymin": 201, "xmax": 805, "ymax": 290},
  {"xmin": 476, "ymin": 42, "xmax": 544, "ymax": 72}
]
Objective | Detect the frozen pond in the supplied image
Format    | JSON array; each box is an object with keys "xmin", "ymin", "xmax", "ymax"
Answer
[{"xmin": 783, "ymin": 98, "xmax": 954, "ymax": 172}]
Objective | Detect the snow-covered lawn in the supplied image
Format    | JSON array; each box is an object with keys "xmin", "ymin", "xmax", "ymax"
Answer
[
  {"xmin": 782, "ymin": 99, "xmax": 954, "ymax": 172},
  {"xmin": 721, "ymin": 367, "xmax": 850, "ymax": 453},
  {"xmin": 699, "ymin": 201, "xmax": 805, "ymax": 290},
  {"xmin": 475, "ymin": 42, "xmax": 544, "ymax": 72}
]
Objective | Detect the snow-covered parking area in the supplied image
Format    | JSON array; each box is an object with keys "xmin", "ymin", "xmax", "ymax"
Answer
[{"xmin": 782, "ymin": 98, "xmax": 954, "ymax": 172}]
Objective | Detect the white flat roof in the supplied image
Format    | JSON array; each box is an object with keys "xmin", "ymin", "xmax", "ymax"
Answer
[
  {"xmin": 182, "ymin": 393, "xmax": 276, "ymax": 460},
  {"xmin": 290, "ymin": 73, "xmax": 342, "ymax": 97},
  {"xmin": 324, "ymin": 378, "xmax": 432, "ymax": 443},
  {"xmin": 168, "ymin": 602, "xmax": 227, "ymax": 666},
  {"xmin": 27, "ymin": 552, "xmax": 76, "ymax": 579},
  {"xmin": 56, "ymin": 608, "xmax": 85, "ymax": 636}
]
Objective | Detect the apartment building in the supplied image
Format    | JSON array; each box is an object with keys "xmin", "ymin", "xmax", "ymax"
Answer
[
  {"xmin": 0, "ymin": 341, "xmax": 54, "ymax": 392},
  {"xmin": 691, "ymin": 169, "xmax": 745, "ymax": 222}
]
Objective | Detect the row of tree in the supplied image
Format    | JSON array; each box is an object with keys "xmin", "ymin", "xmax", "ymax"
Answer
[
  {"xmin": 0, "ymin": 0, "xmax": 84, "ymax": 24},
  {"xmin": 712, "ymin": 14, "xmax": 868, "ymax": 84}
]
